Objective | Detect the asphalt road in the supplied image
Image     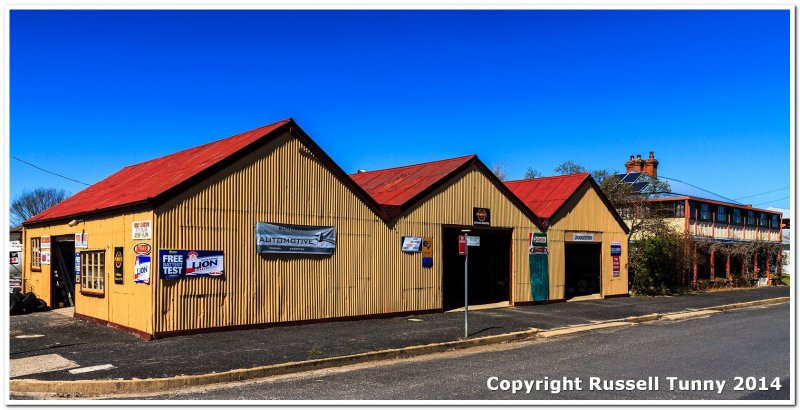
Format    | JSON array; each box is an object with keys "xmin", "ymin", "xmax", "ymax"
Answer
[{"xmin": 110, "ymin": 303, "xmax": 790, "ymax": 401}]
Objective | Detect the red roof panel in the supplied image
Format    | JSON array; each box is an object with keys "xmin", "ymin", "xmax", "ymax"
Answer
[
  {"xmin": 349, "ymin": 155, "xmax": 476, "ymax": 206},
  {"xmin": 26, "ymin": 119, "xmax": 292, "ymax": 223},
  {"xmin": 505, "ymin": 173, "xmax": 590, "ymax": 220}
]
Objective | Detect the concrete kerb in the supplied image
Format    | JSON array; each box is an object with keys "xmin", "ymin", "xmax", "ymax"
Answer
[{"xmin": 9, "ymin": 296, "xmax": 791, "ymax": 396}]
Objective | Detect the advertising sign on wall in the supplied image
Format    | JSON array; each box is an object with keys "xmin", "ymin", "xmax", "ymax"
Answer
[
  {"xmin": 612, "ymin": 256, "xmax": 621, "ymax": 277},
  {"xmin": 611, "ymin": 241, "xmax": 622, "ymax": 256},
  {"xmin": 255, "ymin": 222, "xmax": 336, "ymax": 255},
  {"xmin": 401, "ymin": 236, "xmax": 423, "ymax": 252},
  {"xmin": 40, "ymin": 236, "xmax": 51, "ymax": 249},
  {"xmin": 530, "ymin": 232, "xmax": 548, "ymax": 255},
  {"xmin": 134, "ymin": 255, "xmax": 151, "ymax": 284},
  {"xmin": 473, "ymin": 208, "xmax": 491, "ymax": 226},
  {"xmin": 132, "ymin": 221, "xmax": 153, "ymax": 240},
  {"xmin": 41, "ymin": 250, "xmax": 51, "ymax": 265},
  {"xmin": 159, "ymin": 250, "xmax": 225, "ymax": 279},
  {"xmin": 133, "ymin": 243, "xmax": 152, "ymax": 255},
  {"xmin": 114, "ymin": 247, "xmax": 124, "ymax": 285},
  {"xmin": 422, "ymin": 236, "xmax": 433, "ymax": 268},
  {"xmin": 74, "ymin": 252, "xmax": 81, "ymax": 282},
  {"xmin": 75, "ymin": 233, "xmax": 88, "ymax": 249},
  {"xmin": 572, "ymin": 233, "xmax": 595, "ymax": 242}
]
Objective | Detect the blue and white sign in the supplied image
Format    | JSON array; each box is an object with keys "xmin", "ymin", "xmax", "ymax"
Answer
[
  {"xmin": 159, "ymin": 250, "xmax": 224, "ymax": 279},
  {"xmin": 611, "ymin": 241, "xmax": 622, "ymax": 256},
  {"xmin": 134, "ymin": 255, "xmax": 151, "ymax": 284},
  {"xmin": 401, "ymin": 236, "xmax": 423, "ymax": 252},
  {"xmin": 74, "ymin": 252, "xmax": 81, "ymax": 281}
]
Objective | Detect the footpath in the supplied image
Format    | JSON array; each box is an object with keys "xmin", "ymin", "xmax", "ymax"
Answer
[{"xmin": 9, "ymin": 286, "xmax": 789, "ymax": 395}]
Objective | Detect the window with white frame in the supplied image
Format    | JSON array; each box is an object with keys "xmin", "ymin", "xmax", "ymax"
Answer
[
  {"xmin": 30, "ymin": 238, "xmax": 41, "ymax": 271},
  {"xmin": 80, "ymin": 250, "xmax": 105, "ymax": 294}
]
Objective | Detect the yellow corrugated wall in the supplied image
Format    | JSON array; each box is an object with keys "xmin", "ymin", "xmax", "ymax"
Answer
[
  {"xmin": 153, "ymin": 132, "xmax": 541, "ymax": 333},
  {"xmin": 20, "ymin": 211, "xmax": 155, "ymax": 335},
  {"xmin": 546, "ymin": 182, "xmax": 629, "ymax": 299},
  {"xmin": 390, "ymin": 164, "xmax": 542, "ymax": 307}
]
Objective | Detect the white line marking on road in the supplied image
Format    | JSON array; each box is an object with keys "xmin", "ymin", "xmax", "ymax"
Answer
[
  {"xmin": 68, "ymin": 364, "xmax": 116, "ymax": 374},
  {"xmin": 14, "ymin": 334, "xmax": 45, "ymax": 339},
  {"xmin": 10, "ymin": 354, "xmax": 79, "ymax": 377}
]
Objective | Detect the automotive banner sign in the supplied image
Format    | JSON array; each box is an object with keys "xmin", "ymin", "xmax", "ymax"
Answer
[
  {"xmin": 159, "ymin": 250, "xmax": 225, "ymax": 279},
  {"xmin": 256, "ymin": 222, "xmax": 336, "ymax": 255}
]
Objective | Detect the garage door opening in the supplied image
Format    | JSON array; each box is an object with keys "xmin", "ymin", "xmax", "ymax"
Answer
[
  {"xmin": 564, "ymin": 243, "xmax": 601, "ymax": 300},
  {"xmin": 442, "ymin": 226, "xmax": 512, "ymax": 310},
  {"xmin": 51, "ymin": 236, "xmax": 76, "ymax": 309}
]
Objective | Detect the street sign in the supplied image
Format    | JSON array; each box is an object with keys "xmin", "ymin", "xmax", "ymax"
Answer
[
  {"xmin": 458, "ymin": 235, "xmax": 467, "ymax": 255},
  {"xmin": 466, "ymin": 236, "xmax": 480, "ymax": 246}
]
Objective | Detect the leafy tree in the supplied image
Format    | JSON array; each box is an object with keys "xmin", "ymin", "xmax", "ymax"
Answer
[
  {"xmin": 553, "ymin": 160, "xmax": 587, "ymax": 175},
  {"xmin": 524, "ymin": 167, "xmax": 542, "ymax": 179},
  {"xmin": 10, "ymin": 188, "xmax": 68, "ymax": 226}
]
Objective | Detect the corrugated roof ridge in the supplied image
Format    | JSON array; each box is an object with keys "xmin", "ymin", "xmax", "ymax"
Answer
[
  {"xmin": 119, "ymin": 118, "xmax": 292, "ymax": 169},
  {"xmin": 505, "ymin": 172, "xmax": 590, "ymax": 184},
  {"xmin": 349, "ymin": 154, "xmax": 476, "ymax": 175}
]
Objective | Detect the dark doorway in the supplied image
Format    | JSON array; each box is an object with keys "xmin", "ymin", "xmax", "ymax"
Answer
[
  {"xmin": 51, "ymin": 236, "xmax": 76, "ymax": 309},
  {"xmin": 442, "ymin": 226, "xmax": 512, "ymax": 310},
  {"xmin": 564, "ymin": 243, "xmax": 601, "ymax": 299}
]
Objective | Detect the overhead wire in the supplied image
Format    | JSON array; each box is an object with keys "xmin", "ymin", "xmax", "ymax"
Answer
[
  {"xmin": 11, "ymin": 155, "xmax": 91, "ymax": 186},
  {"xmin": 735, "ymin": 187, "xmax": 789, "ymax": 200}
]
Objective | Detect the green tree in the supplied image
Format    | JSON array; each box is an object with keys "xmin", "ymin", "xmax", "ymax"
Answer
[
  {"xmin": 553, "ymin": 160, "xmax": 587, "ymax": 175},
  {"xmin": 524, "ymin": 167, "xmax": 542, "ymax": 179}
]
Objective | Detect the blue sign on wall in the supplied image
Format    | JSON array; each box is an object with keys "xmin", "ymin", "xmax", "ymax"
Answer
[{"xmin": 74, "ymin": 252, "xmax": 81, "ymax": 282}]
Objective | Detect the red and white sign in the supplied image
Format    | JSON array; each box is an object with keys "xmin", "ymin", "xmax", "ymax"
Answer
[
  {"xmin": 458, "ymin": 235, "xmax": 467, "ymax": 256},
  {"xmin": 133, "ymin": 243, "xmax": 152, "ymax": 255},
  {"xmin": 41, "ymin": 251, "xmax": 51, "ymax": 265},
  {"xmin": 612, "ymin": 255, "xmax": 621, "ymax": 277},
  {"xmin": 132, "ymin": 220, "xmax": 152, "ymax": 240},
  {"xmin": 75, "ymin": 233, "xmax": 88, "ymax": 249},
  {"xmin": 185, "ymin": 251, "xmax": 224, "ymax": 276},
  {"xmin": 40, "ymin": 236, "xmax": 51, "ymax": 249}
]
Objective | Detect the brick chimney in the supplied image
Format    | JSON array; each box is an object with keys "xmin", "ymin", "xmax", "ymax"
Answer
[
  {"xmin": 625, "ymin": 152, "xmax": 658, "ymax": 178},
  {"xmin": 643, "ymin": 151, "xmax": 658, "ymax": 178},
  {"xmin": 624, "ymin": 154, "xmax": 644, "ymax": 173}
]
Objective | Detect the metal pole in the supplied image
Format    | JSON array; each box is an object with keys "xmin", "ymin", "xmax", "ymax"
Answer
[{"xmin": 464, "ymin": 242, "xmax": 469, "ymax": 338}]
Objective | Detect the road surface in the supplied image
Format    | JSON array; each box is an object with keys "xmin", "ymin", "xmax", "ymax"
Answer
[{"xmin": 102, "ymin": 303, "xmax": 790, "ymax": 401}]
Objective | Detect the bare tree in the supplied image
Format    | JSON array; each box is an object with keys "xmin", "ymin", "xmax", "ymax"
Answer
[
  {"xmin": 524, "ymin": 167, "xmax": 542, "ymax": 179},
  {"xmin": 10, "ymin": 188, "xmax": 68, "ymax": 226},
  {"xmin": 553, "ymin": 160, "xmax": 587, "ymax": 175},
  {"xmin": 490, "ymin": 163, "xmax": 509, "ymax": 182}
]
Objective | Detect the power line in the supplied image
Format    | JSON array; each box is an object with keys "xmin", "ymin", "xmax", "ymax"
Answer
[
  {"xmin": 735, "ymin": 186, "xmax": 789, "ymax": 200},
  {"xmin": 11, "ymin": 156, "xmax": 91, "ymax": 186},
  {"xmin": 754, "ymin": 196, "xmax": 790, "ymax": 206}
]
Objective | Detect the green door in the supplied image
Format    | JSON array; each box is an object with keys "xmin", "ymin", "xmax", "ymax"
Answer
[{"xmin": 529, "ymin": 233, "xmax": 549, "ymax": 301}]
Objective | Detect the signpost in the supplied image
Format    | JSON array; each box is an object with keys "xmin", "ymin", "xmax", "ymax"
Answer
[{"xmin": 459, "ymin": 230, "xmax": 471, "ymax": 338}]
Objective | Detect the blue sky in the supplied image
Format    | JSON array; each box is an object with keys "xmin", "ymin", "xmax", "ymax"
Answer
[{"xmin": 10, "ymin": 9, "xmax": 791, "ymax": 210}]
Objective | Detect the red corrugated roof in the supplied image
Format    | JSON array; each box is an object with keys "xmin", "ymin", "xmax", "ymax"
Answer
[
  {"xmin": 349, "ymin": 155, "xmax": 476, "ymax": 206},
  {"xmin": 505, "ymin": 173, "xmax": 591, "ymax": 220},
  {"xmin": 26, "ymin": 119, "xmax": 292, "ymax": 223}
]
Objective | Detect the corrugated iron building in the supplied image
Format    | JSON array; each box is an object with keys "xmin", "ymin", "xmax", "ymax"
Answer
[
  {"xmin": 22, "ymin": 119, "xmax": 556, "ymax": 339},
  {"xmin": 506, "ymin": 173, "xmax": 630, "ymax": 300}
]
